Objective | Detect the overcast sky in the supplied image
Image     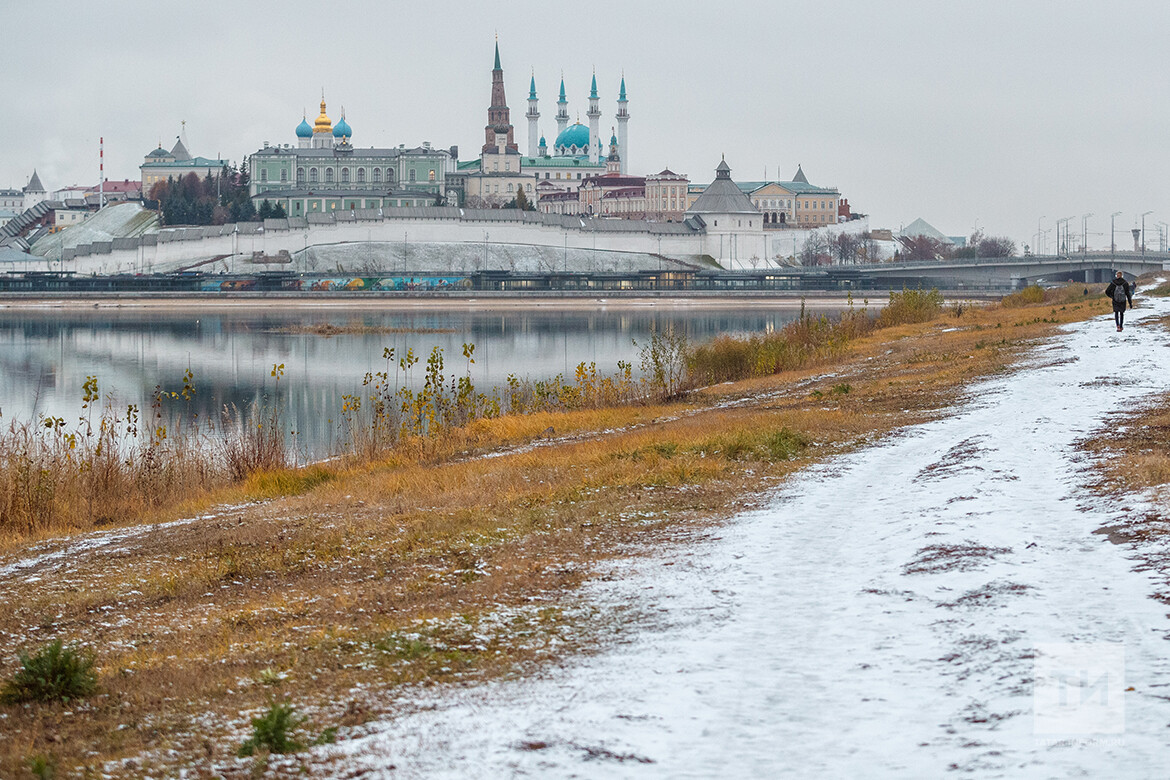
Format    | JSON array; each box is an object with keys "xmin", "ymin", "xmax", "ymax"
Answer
[{"xmin": 4, "ymin": 0, "xmax": 1168, "ymax": 249}]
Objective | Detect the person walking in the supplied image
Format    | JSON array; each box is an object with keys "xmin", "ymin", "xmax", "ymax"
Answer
[{"xmin": 1105, "ymin": 271, "xmax": 1133, "ymax": 331}]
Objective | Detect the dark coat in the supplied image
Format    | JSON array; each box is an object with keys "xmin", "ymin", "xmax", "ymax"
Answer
[{"xmin": 1105, "ymin": 278, "xmax": 1133, "ymax": 312}]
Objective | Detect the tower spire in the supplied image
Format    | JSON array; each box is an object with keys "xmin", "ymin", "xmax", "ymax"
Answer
[
  {"xmin": 556, "ymin": 72, "xmax": 569, "ymax": 138},
  {"xmin": 483, "ymin": 38, "xmax": 517, "ymax": 154}
]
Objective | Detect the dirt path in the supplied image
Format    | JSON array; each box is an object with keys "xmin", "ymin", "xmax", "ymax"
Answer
[{"xmin": 314, "ymin": 298, "xmax": 1170, "ymax": 777}]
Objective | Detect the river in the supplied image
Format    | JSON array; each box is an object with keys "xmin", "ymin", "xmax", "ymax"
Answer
[{"xmin": 0, "ymin": 299, "xmax": 841, "ymax": 457}]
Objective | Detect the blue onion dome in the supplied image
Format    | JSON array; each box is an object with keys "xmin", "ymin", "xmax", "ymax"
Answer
[
  {"xmin": 333, "ymin": 115, "xmax": 352, "ymax": 138},
  {"xmin": 295, "ymin": 117, "xmax": 313, "ymax": 138},
  {"xmin": 555, "ymin": 123, "xmax": 589, "ymax": 151},
  {"xmin": 539, "ymin": 135, "xmax": 546, "ymax": 145},
  {"xmin": 610, "ymin": 131, "xmax": 618, "ymax": 146}
]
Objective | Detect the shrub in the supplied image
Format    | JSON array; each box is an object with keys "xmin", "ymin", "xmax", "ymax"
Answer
[
  {"xmin": 878, "ymin": 288, "xmax": 944, "ymax": 327},
  {"xmin": 1, "ymin": 640, "xmax": 97, "ymax": 703},
  {"xmin": 238, "ymin": 701, "xmax": 305, "ymax": 757},
  {"xmin": 1000, "ymin": 285, "xmax": 1046, "ymax": 308}
]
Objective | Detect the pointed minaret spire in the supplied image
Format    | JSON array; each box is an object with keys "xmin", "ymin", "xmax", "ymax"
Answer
[
  {"xmin": 494, "ymin": 35, "xmax": 501, "ymax": 70},
  {"xmin": 586, "ymin": 69, "xmax": 602, "ymax": 163},
  {"xmin": 615, "ymin": 72, "xmax": 630, "ymax": 174},
  {"xmin": 556, "ymin": 73, "xmax": 569, "ymax": 138},
  {"xmin": 526, "ymin": 68, "xmax": 541, "ymax": 157}
]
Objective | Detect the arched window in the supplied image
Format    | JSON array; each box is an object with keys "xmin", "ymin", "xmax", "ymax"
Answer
[
  {"xmin": 325, "ymin": 168, "xmax": 334, "ymax": 183},
  {"xmin": 372, "ymin": 168, "xmax": 381, "ymax": 183},
  {"xmin": 429, "ymin": 170, "xmax": 436, "ymax": 182},
  {"xmin": 357, "ymin": 168, "xmax": 365, "ymax": 183},
  {"xmin": 507, "ymin": 183, "xmax": 514, "ymax": 193},
  {"xmin": 386, "ymin": 168, "xmax": 395, "ymax": 183},
  {"xmin": 341, "ymin": 168, "xmax": 349, "ymax": 183},
  {"xmin": 309, "ymin": 168, "xmax": 318, "ymax": 183},
  {"xmin": 297, "ymin": 168, "xmax": 305, "ymax": 184}
]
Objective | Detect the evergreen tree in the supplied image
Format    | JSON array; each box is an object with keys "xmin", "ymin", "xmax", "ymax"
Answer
[
  {"xmin": 272, "ymin": 202, "xmax": 287, "ymax": 219},
  {"xmin": 258, "ymin": 200, "xmax": 273, "ymax": 220}
]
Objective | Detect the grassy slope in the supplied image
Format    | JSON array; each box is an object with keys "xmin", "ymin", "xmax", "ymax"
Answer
[{"xmin": 0, "ymin": 291, "xmax": 1114, "ymax": 777}]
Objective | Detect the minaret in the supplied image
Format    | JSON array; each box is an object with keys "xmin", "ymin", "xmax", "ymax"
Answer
[
  {"xmin": 606, "ymin": 128, "xmax": 621, "ymax": 174},
  {"xmin": 616, "ymin": 75, "xmax": 629, "ymax": 175},
  {"xmin": 483, "ymin": 39, "xmax": 518, "ymax": 154},
  {"xmin": 526, "ymin": 71, "xmax": 540, "ymax": 158},
  {"xmin": 586, "ymin": 71, "xmax": 602, "ymax": 163},
  {"xmin": 556, "ymin": 76, "xmax": 569, "ymax": 138}
]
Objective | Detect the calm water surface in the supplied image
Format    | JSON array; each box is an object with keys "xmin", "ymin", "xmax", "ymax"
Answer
[{"xmin": 0, "ymin": 302, "xmax": 835, "ymax": 456}]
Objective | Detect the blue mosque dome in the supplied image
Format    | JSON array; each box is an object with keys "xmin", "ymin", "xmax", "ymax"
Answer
[
  {"xmin": 295, "ymin": 117, "xmax": 313, "ymax": 138},
  {"xmin": 555, "ymin": 122, "xmax": 589, "ymax": 152},
  {"xmin": 333, "ymin": 115, "xmax": 352, "ymax": 138}
]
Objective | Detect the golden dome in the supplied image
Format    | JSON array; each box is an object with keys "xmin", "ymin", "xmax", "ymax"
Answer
[{"xmin": 313, "ymin": 98, "xmax": 332, "ymax": 134}]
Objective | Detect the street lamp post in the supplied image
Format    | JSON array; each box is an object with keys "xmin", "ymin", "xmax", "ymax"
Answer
[
  {"xmin": 1036, "ymin": 215, "xmax": 1045, "ymax": 256},
  {"xmin": 1141, "ymin": 211, "xmax": 1153, "ymax": 256},
  {"xmin": 1081, "ymin": 213, "xmax": 1093, "ymax": 256},
  {"xmin": 1111, "ymin": 211, "xmax": 1122, "ymax": 259}
]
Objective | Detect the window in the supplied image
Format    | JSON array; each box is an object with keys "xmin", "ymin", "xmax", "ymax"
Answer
[
  {"xmin": 409, "ymin": 169, "xmax": 416, "ymax": 182},
  {"xmin": 504, "ymin": 161, "xmax": 511, "ymax": 171},
  {"xmin": 309, "ymin": 168, "xmax": 318, "ymax": 183},
  {"xmin": 280, "ymin": 169, "xmax": 287, "ymax": 182},
  {"xmin": 260, "ymin": 169, "xmax": 267, "ymax": 182},
  {"xmin": 429, "ymin": 169, "xmax": 435, "ymax": 182},
  {"xmin": 297, "ymin": 167, "xmax": 305, "ymax": 183},
  {"xmin": 372, "ymin": 168, "xmax": 381, "ymax": 183},
  {"xmin": 493, "ymin": 161, "xmax": 499, "ymax": 171},
  {"xmin": 357, "ymin": 168, "xmax": 365, "ymax": 183},
  {"xmin": 386, "ymin": 169, "xmax": 395, "ymax": 183},
  {"xmin": 545, "ymin": 172, "xmax": 550, "ymax": 179},
  {"xmin": 507, "ymin": 183, "xmax": 514, "ymax": 193},
  {"xmin": 341, "ymin": 168, "xmax": 350, "ymax": 183},
  {"xmin": 325, "ymin": 168, "xmax": 334, "ymax": 183}
]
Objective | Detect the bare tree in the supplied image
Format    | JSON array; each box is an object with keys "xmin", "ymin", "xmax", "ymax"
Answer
[{"xmin": 799, "ymin": 230, "xmax": 832, "ymax": 266}]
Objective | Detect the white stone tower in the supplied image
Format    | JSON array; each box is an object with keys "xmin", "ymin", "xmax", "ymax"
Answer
[
  {"xmin": 586, "ymin": 71, "xmax": 601, "ymax": 164},
  {"xmin": 526, "ymin": 71, "xmax": 540, "ymax": 158},
  {"xmin": 556, "ymin": 76, "xmax": 569, "ymax": 138},
  {"xmin": 616, "ymin": 75, "xmax": 629, "ymax": 175}
]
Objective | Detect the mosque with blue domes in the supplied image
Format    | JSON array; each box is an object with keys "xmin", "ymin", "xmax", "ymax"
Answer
[{"xmin": 459, "ymin": 40, "xmax": 632, "ymax": 206}]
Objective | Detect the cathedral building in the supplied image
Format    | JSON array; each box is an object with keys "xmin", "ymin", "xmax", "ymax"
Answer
[{"xmin": 248, "ymin": 96, "xmax": 457, "ymax": 216}]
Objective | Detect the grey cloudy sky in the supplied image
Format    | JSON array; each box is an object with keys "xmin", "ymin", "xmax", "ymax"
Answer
[{"xmin": 4, "ymin": 0, "xmax": 1168, "ymax": 248}]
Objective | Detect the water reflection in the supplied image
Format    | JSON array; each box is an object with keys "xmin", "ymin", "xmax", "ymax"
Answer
[{"xmin": 0, "ymin": 303, "xmax": 832, "ymax": 456}]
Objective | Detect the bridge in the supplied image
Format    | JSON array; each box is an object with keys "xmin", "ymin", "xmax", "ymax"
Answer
[{"xmin": 800, "ymin": 252, "xmax": 1170, "ymax": 289}]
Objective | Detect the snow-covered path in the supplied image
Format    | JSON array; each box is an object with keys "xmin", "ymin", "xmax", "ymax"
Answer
[{"xmin": 324, "ymin": 299, "xmax": 1170, "ymax": 778}]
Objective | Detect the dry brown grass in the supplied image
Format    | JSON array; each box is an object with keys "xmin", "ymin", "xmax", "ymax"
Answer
[{"xmin": 0, "ymin": 291, "xmax": 1114, "ymax": 777}]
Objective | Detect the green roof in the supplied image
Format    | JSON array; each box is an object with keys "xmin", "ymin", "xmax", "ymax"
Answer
[
  {"xmin": 735, "ymin": 180, "xmax": 839, "ymax": 196},
  {"xmin": 141, "ymin": 156, "xmax": 225, "ymax": 169},
  {"xmin": 521, "ymin": 156, "xmax": 604, "ymax": 168}
]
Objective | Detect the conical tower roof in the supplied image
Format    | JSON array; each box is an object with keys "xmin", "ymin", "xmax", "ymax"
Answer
[
  {"xmin": 25, "ymin": 169, "xmax": 45, "ymax": 193},
  {"xmin": 529, "ymin": 73, "xmax": 537, "ymax": 99},
  {"xmin": 792, "ymin": 164, "xmax": 808, "ymax": 184},
  {"xmin": 170, "ymin": 137, "xmax": 192, "ymax": 162},
  {"xmin": 688, "ymin": 157, "xmax": 759, "ymax": 216}
]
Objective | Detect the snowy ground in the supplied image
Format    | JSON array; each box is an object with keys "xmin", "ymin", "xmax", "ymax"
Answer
[{"xmin": 315, "ymin": 297, "xmax": 1170, "ymax": 778}]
